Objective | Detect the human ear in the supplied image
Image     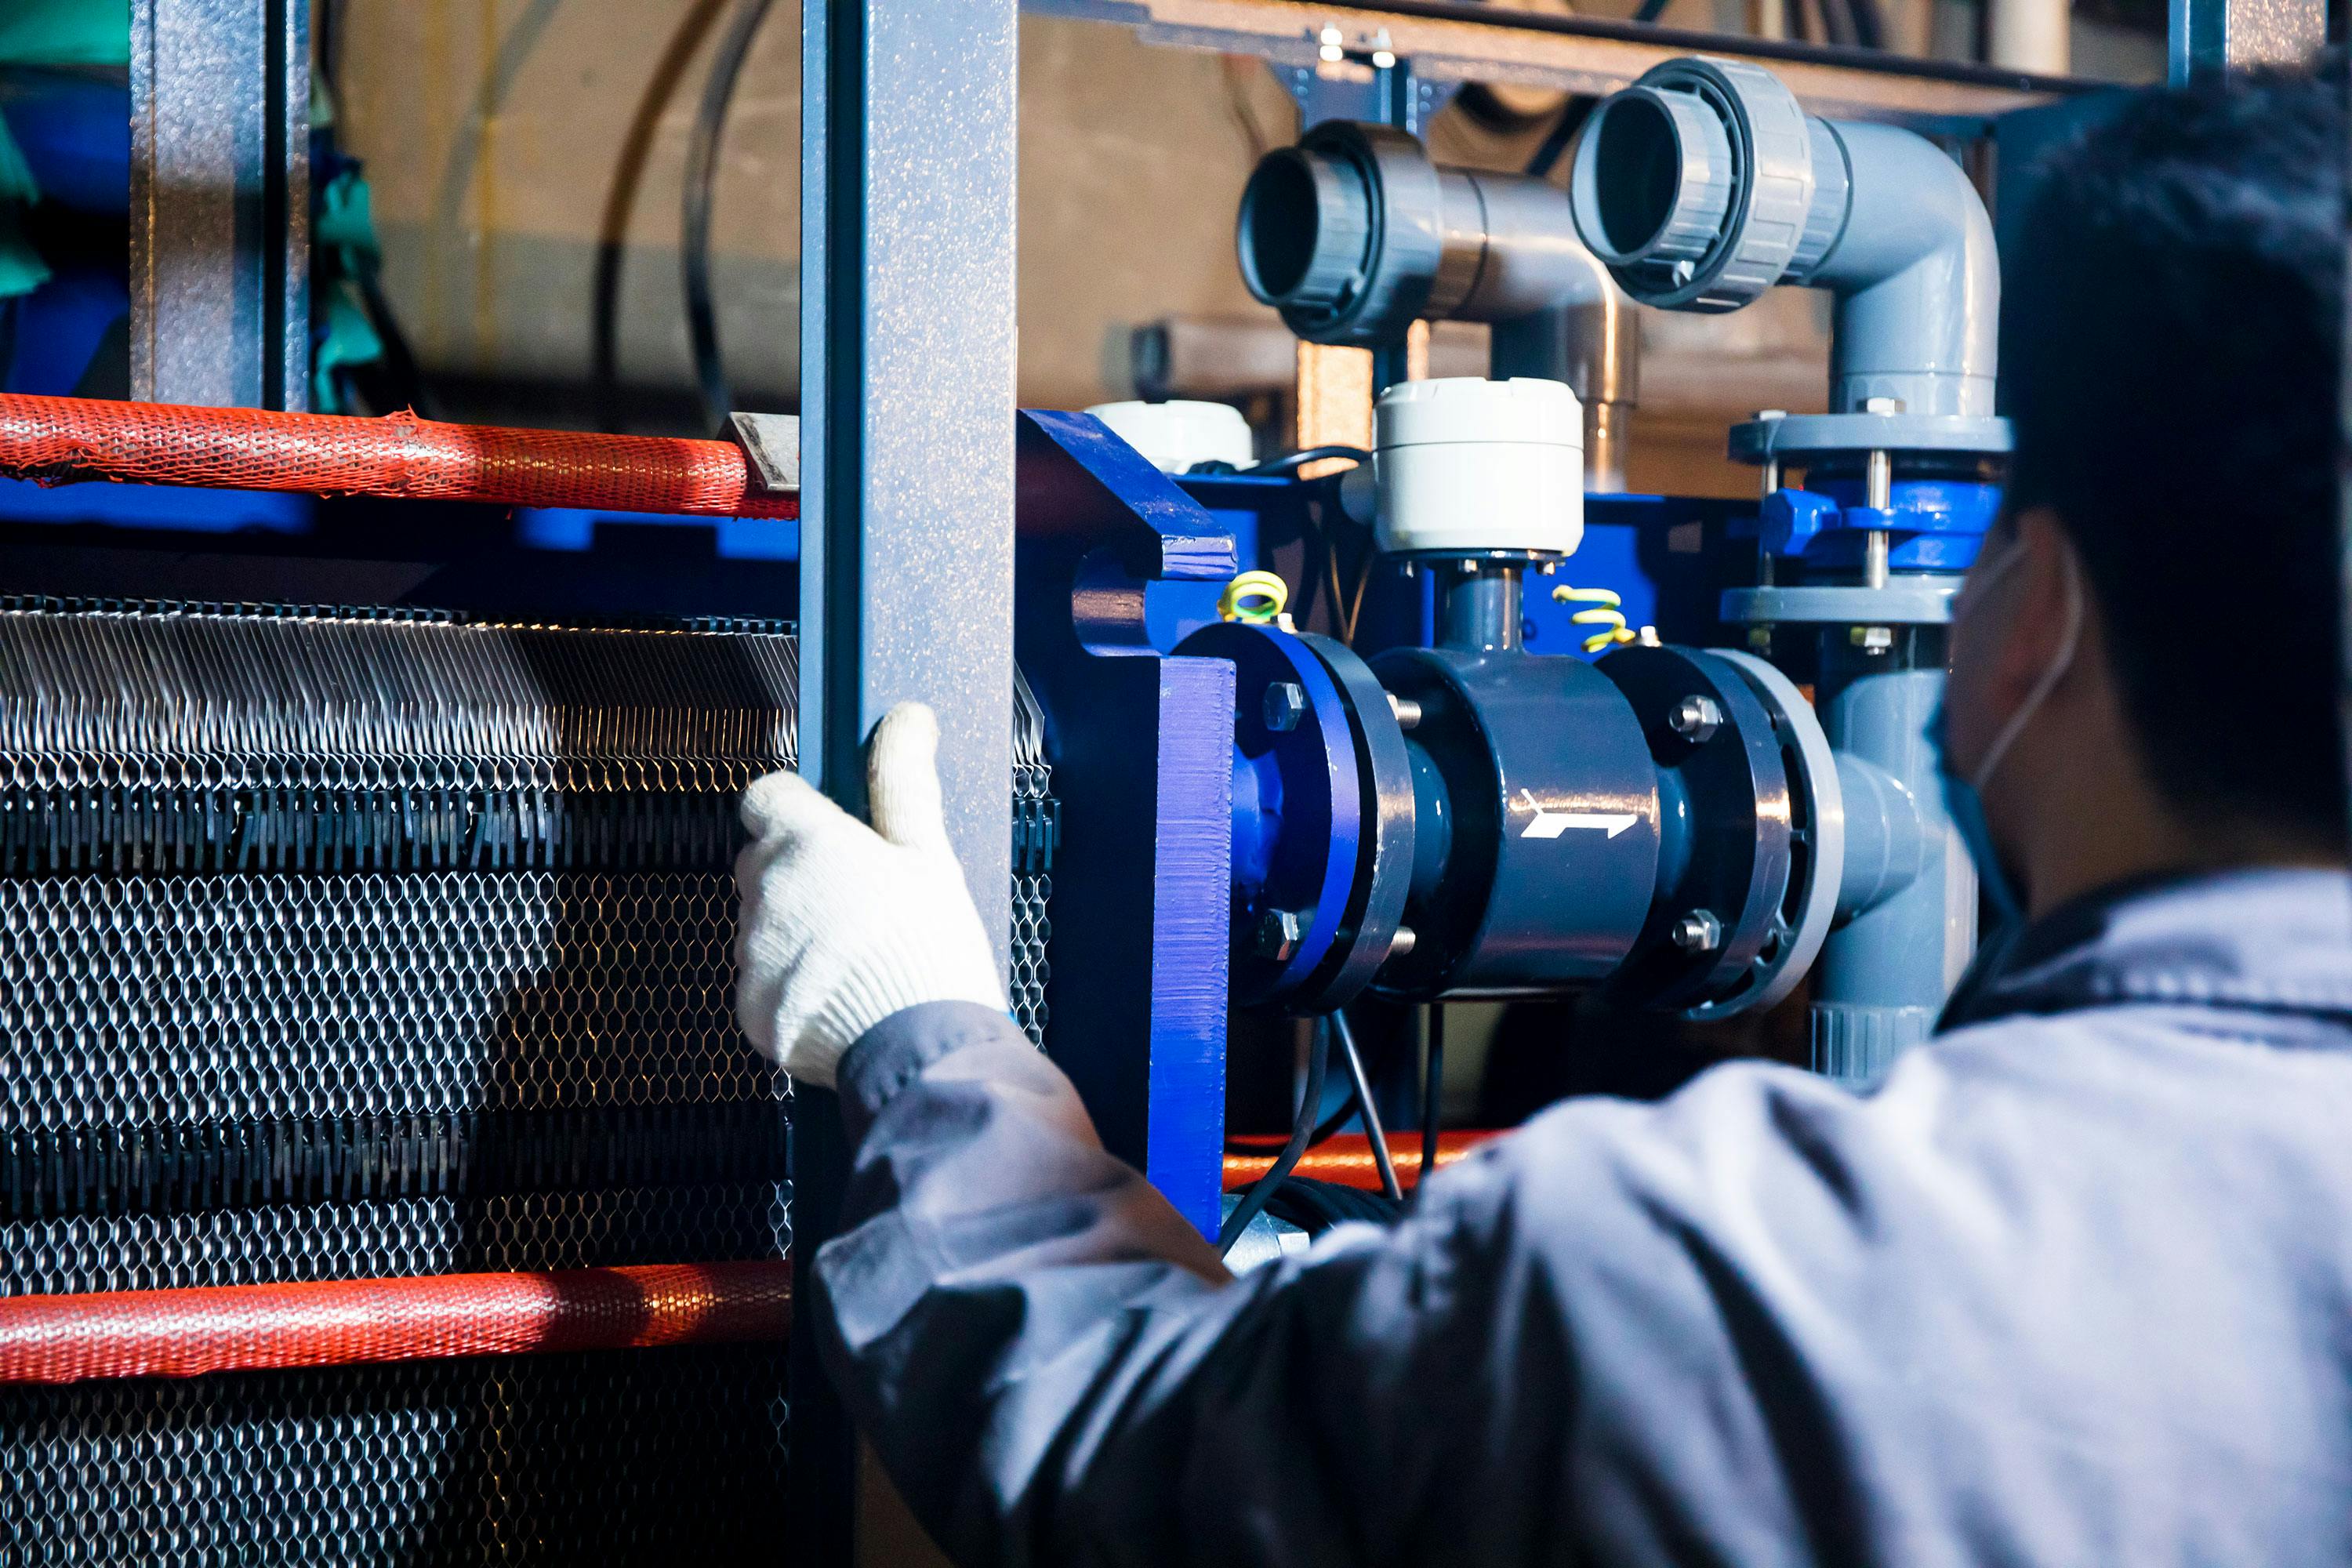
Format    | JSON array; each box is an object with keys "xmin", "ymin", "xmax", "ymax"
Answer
[{"xmin": 1984, "ymin": 507, "xmax": 2078, "ymax": 708}]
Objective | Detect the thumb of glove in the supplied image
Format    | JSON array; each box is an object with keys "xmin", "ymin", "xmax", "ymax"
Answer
[{"xmin": 867, "ymin": 702, "xmax": 953, "ymax": 856}]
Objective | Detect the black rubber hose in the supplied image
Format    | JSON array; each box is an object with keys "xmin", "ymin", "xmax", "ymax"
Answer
[
  {"xmin": 684, "ymin": 0, "xmax": 775, "ymax": 437},
  {"xmin": 1220, "ymin": 1018, "xmax": 1333, "ymax": 1254},
  {"xmin": 1420, "ymin": 1004, "xmax": 1445, "ymax": 1187}
]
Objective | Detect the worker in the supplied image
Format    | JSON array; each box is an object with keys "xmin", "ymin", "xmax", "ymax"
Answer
[{"xmin": 735, "ymin": 67, "xmax": 2351, "ymax": 1565}]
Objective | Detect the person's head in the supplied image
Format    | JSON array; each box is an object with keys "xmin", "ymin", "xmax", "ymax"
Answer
[{"xmin": 1941, "ymin": 62, "xmax": 2348, "ymax": 914}]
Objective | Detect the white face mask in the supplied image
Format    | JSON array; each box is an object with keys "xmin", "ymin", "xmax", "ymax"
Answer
[{"xmin": 1952, "ymin": 531, "xmax": 2085, "ymax": 796}]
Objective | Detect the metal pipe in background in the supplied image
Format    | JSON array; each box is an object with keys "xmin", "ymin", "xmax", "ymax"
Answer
[
  {"xmin": 1989, "ymin": 0, "xmax": 2071, "ymax": 73},
  {"xmin": 0, "ymin": 394, "xmax": 798, "ymax": 518},
  {"xmin": 1133, "ymin": 314, "xmax": 1636, "ymax": 490},
  {"xmin": 1491, "ymin": 297, "xmax": 1641, "ymax": 492},
  {"xmin": 0, "ymin": 1263, "xmax": 793, "ymax": 1385},
  {"xmin": 1132, "ymin": 316, "xmax": 1489, "ymax": 404}
]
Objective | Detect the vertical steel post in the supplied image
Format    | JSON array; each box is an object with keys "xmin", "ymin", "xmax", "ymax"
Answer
[
  {"xmin": 2169, "ymin": 0, "xmax": 2323, "ymax": 81},
  {"xmin": 796, "ymin": 0, "xmax": 1019, "ymax": 1559},
  {"xmin": 128, "ymin": 0, "xmax": 309, "ymax": 410}
]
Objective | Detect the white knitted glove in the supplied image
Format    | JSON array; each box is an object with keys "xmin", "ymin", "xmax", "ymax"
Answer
[{"xmin": 734, "ymin": 702, "xmax": 1007, "ymax": 1087}]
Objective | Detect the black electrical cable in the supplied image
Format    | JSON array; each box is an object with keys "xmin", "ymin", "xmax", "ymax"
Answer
[
  {"xmin": 683, "ymin": 0, "xmax": 775, "ymax": 437},
  {"xmin": 1849, "ymin": 0, "xmax": 1886, "ymax": 49},
  {"xmin": 1523, "ymin": 99, "xmax": 1595, "ymax": 182},
  {"xmin": 1269, "ymin": 1010, "xmax": 1405, "ymax": 1150},
  {"xmin": 1219, "ymin": 1018, "xmax": 1332, "ymax": 1254},
  {"xmin": 1632, "ymin": 0, "xmax": 1672, "ymax": 20},
  {"xmin": 1245, "ymin": 444, "xmax": 1373, "ymax": 476},
  {"xmin": 1419, "ymin": 1003, "xmax": 1445, "ymax": 1187},
  {"xmin": 1332, "ymin": 1010, "xmax": 1404, "ymax": 1202},
  {"xmin": 352, "ymin": 267, "xmax": 442, "ymax": 420},
  {"xmin": 1263, "ymin": 1175, "xmax": 1406, "ymax": 1235}
]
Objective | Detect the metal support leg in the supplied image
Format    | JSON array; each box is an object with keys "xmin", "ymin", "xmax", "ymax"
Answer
[
  {"xmin": 129, "ymin": 0, "xmax": 309, "ymax": 410},
  {"xmin": 797, "ymin": 0, "xmax": 1019, "ymax": 1558}
]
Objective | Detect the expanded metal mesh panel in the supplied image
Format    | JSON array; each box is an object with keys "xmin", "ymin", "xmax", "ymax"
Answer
[
  {"xmin": 0, "ymin": 601, "xmax": 1053, "ymax": 1563},
  {"xmin": 0, "ymin": 1185, "xmax": 791, "ymax": 1298},
  {"xmin": 0, "ymin": 1345, "xmax": 792, "ymax": 1563}
]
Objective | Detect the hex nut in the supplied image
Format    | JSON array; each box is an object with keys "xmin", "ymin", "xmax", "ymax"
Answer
[
  {"xmin": 1254, "ymin": 908, "xmax": 1305, "ymax": 962},
  {"xmin": 1263, "ymin": 682, "xmax": 1308, "ymax": 734},
  {"xmin": 1668, "ymin": 693, "xmax": 1724, "ymax": 744},
  {"xmin": 1671, "ymin": 909, "xmax": 1723, "ymax": 954}
]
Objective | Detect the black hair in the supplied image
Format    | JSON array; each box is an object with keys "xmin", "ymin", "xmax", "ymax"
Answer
[{"xmin": 2001, "ymin": 63, "xmax": 2347, "ymax": 844}]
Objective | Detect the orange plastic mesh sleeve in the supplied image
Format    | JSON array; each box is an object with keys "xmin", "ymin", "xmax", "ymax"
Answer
[
  {"xmin": 1223, "ymin": 1131, "xmax": 1497, "ymax": 1192},
  {"xmin": 0, "ymin": 1261, "xmax": 792, "ymax": 1385},
  {"xmin": 0, "ymin": 394, "xmax": 797, "ymax": 520}
]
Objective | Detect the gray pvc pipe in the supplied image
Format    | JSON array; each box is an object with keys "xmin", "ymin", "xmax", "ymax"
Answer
[
  {"xmin": 1806, "ymin": 122, "xmax": 2001, "ymax": 419},
  {"xmin": 1833, "ymin": 751, "xmax": 1931, "ymax": 920},
  {"xmin": 1811, "ymin": 667, "xmax": 1977, "ymax": 1084}
]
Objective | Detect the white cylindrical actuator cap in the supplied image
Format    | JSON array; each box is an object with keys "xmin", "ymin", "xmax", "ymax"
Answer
[
  {"xmin": 1374, "ymin": 376, "xmax": 1584, "ymax": 557},
  {"xmin": 1084, "ymin": 399, "xmax": 1255, "ymax": 475}
]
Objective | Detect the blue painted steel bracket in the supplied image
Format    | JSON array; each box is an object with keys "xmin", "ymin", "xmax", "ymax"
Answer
[{"xmin": 1017, "ymin": 408, "xmax": 1236, "ymax": 1238}]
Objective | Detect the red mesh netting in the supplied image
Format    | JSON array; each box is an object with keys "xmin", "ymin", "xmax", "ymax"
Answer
[
  {"xmin": 0, "ymin": 1261, "xmax": 792, "ymax": 1384},
  {"xmin": 0, "ymin": 394, "xmax": 797, "ymax": 520}
]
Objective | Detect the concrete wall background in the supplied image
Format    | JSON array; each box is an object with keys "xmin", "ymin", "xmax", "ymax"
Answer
[{"xmin": 332, "ymin": 0, "xmax": 2158, "ymax": 481}]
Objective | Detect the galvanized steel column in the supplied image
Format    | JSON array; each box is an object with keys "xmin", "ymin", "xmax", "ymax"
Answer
[
  {"xmin": 128, "ymin": 0, "xmax": 310, "ymax": 410},
  {"xmin": 2169, "ymin": 0, "xmax": 2324, "ymax": 80},
  {"xmin": 796, "ymin": 1, "xmax": 1019, "ymax": 1559}
]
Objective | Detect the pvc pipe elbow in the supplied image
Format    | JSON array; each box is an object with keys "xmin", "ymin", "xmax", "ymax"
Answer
[
  {"xmin": 1233, "ymin": 122, "xmax": 1627, "ymax": 346},
  {"xmin": 1569, "ymin": 56, "xmax": 1999, "ymax": 419},
  {"xmin": 1805, "ymin": 122, "xmax": 2000, "ymax": 419}
]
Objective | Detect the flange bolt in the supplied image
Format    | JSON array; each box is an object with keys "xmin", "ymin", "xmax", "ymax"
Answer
[
  {"xmin": 1264, "ymin": 682, "xmax": 1308, "ymax": 733},
  {"xmin": 1668, "ymin": 693, "xmax": 1723, "ymax": 744},
  {"xmin": 1671, "ymin": 909, "xmax": 1723, "ymax": 954},
  {"xmin": 1254, "ymin": 908, "xmax": 1306, "ymax": 961}
]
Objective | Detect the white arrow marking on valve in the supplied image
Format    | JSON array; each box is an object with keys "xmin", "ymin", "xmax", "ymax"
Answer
[
  {"xmin": 1515, "ymin": 791, "xmax": 1637, "ymax": 840},
  {"xmin": 1523, "ymin": 811, "xmax": 1639, "ymax": 840}
]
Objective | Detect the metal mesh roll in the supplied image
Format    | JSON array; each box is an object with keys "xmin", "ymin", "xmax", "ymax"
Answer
[
  {"xmin": 0, "ymin": 600, "xmax": 1054, "ymax": 1563},
  {"xmin": 0, "ymin": 1346, "xmax": 793, "ymax": 1562}
]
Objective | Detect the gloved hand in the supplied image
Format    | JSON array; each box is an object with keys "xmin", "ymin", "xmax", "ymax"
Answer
[{"xmin": 734, "ymin": 702, "xmax": 1007, "ymax": 1087}]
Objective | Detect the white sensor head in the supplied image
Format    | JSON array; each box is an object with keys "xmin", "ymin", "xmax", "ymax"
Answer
[
  {"xmin": 1085, "ymin": 400, "xmax": 1255, "ymax": 475},
  {"xmin": 1374, "ymin": 376, "xmax": 1584, "ymax": 557}
]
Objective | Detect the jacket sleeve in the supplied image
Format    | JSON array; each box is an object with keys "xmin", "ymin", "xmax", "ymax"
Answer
[{"xmin": 814, "ymin": 1000, "xmax": 1905, "ymax": 1567}]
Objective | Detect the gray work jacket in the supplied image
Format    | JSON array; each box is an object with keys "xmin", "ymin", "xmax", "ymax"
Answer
[{"xmin": 815, "ymin": 868, "xmax": 2352, "ymax": 1565}]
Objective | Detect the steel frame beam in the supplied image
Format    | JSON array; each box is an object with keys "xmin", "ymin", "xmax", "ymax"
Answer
[
  {"xmin": 1028, "ymin": 0, "xmax": 2090, "ymax": 133},
  {"xmin": 796, "ymin": 0, "xmax": 1021, "ymax": 1559},
  {"xmin": 128, "ymin": 0, "xmax": 309, "ymax": 410},
  {"xmin": 2169, "ymin": 0, "xmax": 2324, "ymax": 81}
]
